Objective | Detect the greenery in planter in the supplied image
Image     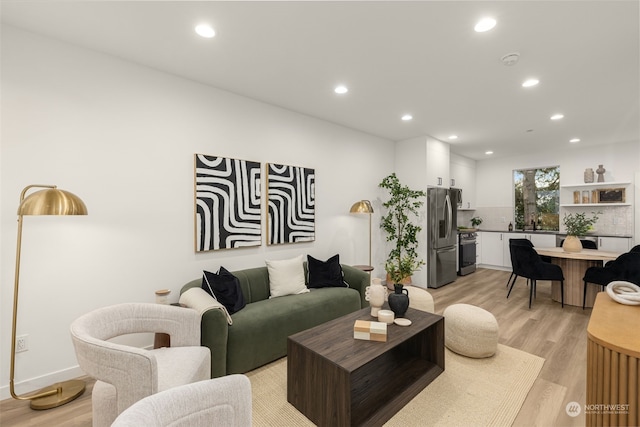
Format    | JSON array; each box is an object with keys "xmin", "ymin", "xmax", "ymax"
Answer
[
  {"xmin": 471, "ymin": 216, "xmax": 483, "ymax": 228},
  {"xmin": 379, "ymin": 173, "xmax": 426, "ymax": 284},
  {"xmin": 562, "ymin": 211, "xmax": 601, "ymax": 236}
]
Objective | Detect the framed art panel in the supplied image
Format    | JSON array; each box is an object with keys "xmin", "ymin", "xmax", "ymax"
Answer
[
  {"xmin": 267, "ymin": 163, "xmax": 315, "ymax": 245},
  {"xmin": 195, "ymin": 154, "xmax": 261, "ymax": 251},
  {"xmin": 596, "ymin": 188, "xmax": 625, "ymax": 203}
]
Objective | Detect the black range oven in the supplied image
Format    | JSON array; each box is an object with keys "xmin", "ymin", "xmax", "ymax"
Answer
[{"xmin": 458, "ymin": 232, "xmax": 477, "ymax": 276}]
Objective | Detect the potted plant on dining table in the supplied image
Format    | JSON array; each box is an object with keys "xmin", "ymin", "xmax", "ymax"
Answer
[{"xmin": 562, "ymin": 211, "xmax": 601, "ymax": 253}]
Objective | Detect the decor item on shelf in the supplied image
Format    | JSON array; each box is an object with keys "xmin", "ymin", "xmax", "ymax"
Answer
[
  {"xmin": 596, "ymin": 164, "xmax": 606, "ymax": 182},
  {"xmin": 582, "ymin": 190, "xmax": 590, "ymax": 204},
  {"xmin": 195, "ymin": 154, "xmax": 261, "ymax": 251},
  {"xmin": 597, "ymin": 187, "xmax": 625, "ymax": 204},
  {"xmin": 267, "ymin": 163, "xmax": 315, "ymax": 245},
  {"xmin": 349, "ymin": 200, "xmax": 374, "ymax": 271},
  {"xmin": 573, "ymin": 191, "xmax": 580, "ymax": 204},
  {"xmin": 9, "ymin": 185, "xmax": 88, "ymax": 410},
  {"xmin": 584, "ymin": 168, "xmax": 595, "ymax": 183},
  {"xmin": 365, "ymin": 279, "xmax": 386, "ymax": 317},
  {"xmin": 471, "ymin": 216, "xmax": 483, "ymax": 228},
  {"xmin": 562, "ymin": 211, "xmax": 601, "ymax": 253},
  {"xmin": 155, "ymin": 289, "xmax": 171, "ymax": 305},
  {"xmin": 379, "ymin": 173, "xmax": 426, "ymax": 288},
  {"xmin": 388, "ymin": 284, "xmax": 410, "ymax": 318}
]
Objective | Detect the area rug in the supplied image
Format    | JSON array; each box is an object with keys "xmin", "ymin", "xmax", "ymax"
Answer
[{"xmin": 246, "ymin": 344, "xmax": 544, "ymax": 427}]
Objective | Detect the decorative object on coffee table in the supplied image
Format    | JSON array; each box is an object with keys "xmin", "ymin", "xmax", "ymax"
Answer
[
  {"xmin": 365, "ymin": 279, "xmax": 386, "ymax": 316},
  {"xmin": 596, "ymin": 164, "xmax": 606, "ymax": 182},
  {"xmin": 388, "ymin": 284, "xmax": 410, "ymax": 318},
  {"xmin": 584, "ymin": 167, "xmax": 595, "ymax": 183}
]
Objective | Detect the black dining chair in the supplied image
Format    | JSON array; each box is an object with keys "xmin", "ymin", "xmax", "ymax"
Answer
[
  {"xmin": 508, "ymin": 244, "xmax": 564, "ymax": 308},
  {"xmin": 506, "ymin": 239, "xmax": 533, "ymax": 290},
  {"xmin": 559, "ymin": 238, "xmax": 597, "ymax": 249},
  {"xmin": 582, "ymin": 251, "xmax": 640, "ymax": 309}
]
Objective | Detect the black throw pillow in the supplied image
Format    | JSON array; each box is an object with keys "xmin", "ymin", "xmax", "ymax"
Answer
[
  {"xmin": 307, "ymin": 254, "xmax": 347, "ymax": 288},
  {"xmin": 202, "ymin": 267, "xmax": 246, "ymax": 314}
]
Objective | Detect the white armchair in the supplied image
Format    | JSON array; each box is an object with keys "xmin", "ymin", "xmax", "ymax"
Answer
[
  {"xmin": 70, "ymin": 303, "xmax": 211, "ymax": 427},
  {"xmin": 111, "ymin": 375, "xmax": 252, "ymax": 427}
]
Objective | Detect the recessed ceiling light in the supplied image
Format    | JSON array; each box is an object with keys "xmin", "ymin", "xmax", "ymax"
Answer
[
  {"xmin": 448, "ymin": 135, "xmax": 458, "ymax": 140},
  {"xmin": 401, "ymin": 114, "xmax": 413, "ymax": 121},
  {"xmin": 195, "ymin": 24, "xmax": 216, "ymax": 38},
  {"xmin": 550, "ymin": 113, "xmax": 564, "ymax": 120},
  {"xmin": 475, "ymin": 17, "xmax": 497, "ymax": 32},
  {"xmin": 570, "ymin": 138, "xmax": 581, "ymax": 143},
  {"xmin": 485, "ymin": 151, "xmax": 494, "ymax": 155},
  {"xmin": 522, "ymin": 78, "xmax": 539, "ymax": 88},
  {"xmin": 334, "ymin": 85, "xmax": 348, "ymax": 95}
]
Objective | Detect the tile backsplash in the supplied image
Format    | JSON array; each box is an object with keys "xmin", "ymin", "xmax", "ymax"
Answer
[{"xmin": 459, "ymin": 206, "xmax": 633, "ymax": 236}]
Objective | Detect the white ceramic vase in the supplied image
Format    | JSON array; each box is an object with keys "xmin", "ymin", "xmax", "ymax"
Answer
[{"xmin": 365, "ymin": 281, "xmax": 387, "ymax": 317}]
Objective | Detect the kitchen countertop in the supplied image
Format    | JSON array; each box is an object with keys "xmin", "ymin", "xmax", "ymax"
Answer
[{"xmin": 476, "ymin": 229, "xmax": 632, "ymax": 238}]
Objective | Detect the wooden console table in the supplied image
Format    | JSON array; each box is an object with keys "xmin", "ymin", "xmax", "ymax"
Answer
[{"xmin": 587, "ymin": 293, "xmax": 640, "ymax": 426}]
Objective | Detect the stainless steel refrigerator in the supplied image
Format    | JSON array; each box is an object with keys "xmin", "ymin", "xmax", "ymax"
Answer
[{"xmin": 427, "ymin": 187, "xmax": 458, "ymax": 288}]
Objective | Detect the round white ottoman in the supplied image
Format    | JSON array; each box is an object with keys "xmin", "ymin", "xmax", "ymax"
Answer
[
  {"xmin": 443, "ymin": 304, "xmax": 498, "ymax": 358},
  {"xmin": 404, "ymin": 285, "xmax": 435, "ymax": 313}
]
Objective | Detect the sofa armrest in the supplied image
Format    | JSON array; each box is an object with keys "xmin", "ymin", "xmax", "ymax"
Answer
[
  {"xmin": 200, "ymin": 308, "xmax": 229, "ymax": 378},
  {"xmin": 341, "ymin": 264, "xmax": 370, "ymax": 308},
  {"xmin": 180, "ymin": 280, "xmax": 230, "ymax": 378}
]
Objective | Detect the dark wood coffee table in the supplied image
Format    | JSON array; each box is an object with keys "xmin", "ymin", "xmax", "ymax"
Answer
[{"xmin": 287, "ymin": 305, "xmax": 444, "ymax": 427}]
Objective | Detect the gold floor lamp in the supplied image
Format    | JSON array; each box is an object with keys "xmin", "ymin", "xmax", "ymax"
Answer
[
  {"xmin": 10, "ymin": 185, "xmax": 88, "ymax": 410},
  {"xmin": 349, "ymin": 200, "xmax": 374, "ymax": 272}
]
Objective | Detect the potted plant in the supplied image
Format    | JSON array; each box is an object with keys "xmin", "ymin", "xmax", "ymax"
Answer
[
  {"xmin": 379, "ymin": 173, "xmax": 426, "ymax": 289},
  {"xmin": 471, "ymin": 216, "xmax": 483, "ymax": 229},
  {"xmin": 562, "ymin": 211, "xmax": 600, "ymax": 252}
]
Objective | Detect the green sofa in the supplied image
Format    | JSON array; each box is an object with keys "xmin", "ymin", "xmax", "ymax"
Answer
[{"xmin": 180, "ymin": 263, "xmax": 370, "ymax": 378}]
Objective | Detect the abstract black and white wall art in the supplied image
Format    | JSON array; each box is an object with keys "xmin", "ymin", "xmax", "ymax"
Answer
[
  {"xmin": 195, "ymin": 154, "xmax": 261, "ymax": 251},
  {"xmin": 267, "ymin": 163, "xmax": 315, "ymax": 245}
]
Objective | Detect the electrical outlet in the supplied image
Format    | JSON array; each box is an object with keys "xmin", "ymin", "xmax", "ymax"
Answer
[{"xmin": 16, "ymin": 335, "xmax": 28, "ymax": 353}]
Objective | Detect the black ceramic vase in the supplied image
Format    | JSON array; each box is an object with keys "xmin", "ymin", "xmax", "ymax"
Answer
[{"xmin": 388, "ymin": 284, "xmax": 410, "ymax": 318}]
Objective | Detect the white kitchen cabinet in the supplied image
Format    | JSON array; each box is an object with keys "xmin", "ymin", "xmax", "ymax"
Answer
[
  {"xmin": 502, "ymin": 233, "xmax": 523, "ymax": 268},
  {"xmin": 480, "ymin": 232, "xmax": 504, "ymax": 267},
  {"xmin": 450, "ymin": 153, "xmax": 476, "ymax": 209},
  {"xmin": 426, "ymin": 138, "xmax": 450, "ymax": 187},
  {"xmin": 527, "ymin": 233, "xmax": 556, "ymax": 249},
  {"xmin": 598, "ymin": 236, "xmax": 631, "ymax": 253},
  {"xmin": 475, "ymin": 232, "xmax": 482, "ymax": 264}
]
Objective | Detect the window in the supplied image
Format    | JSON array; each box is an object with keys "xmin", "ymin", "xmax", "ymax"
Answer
[{"xmin": 513, "ymin": 166, "xmax": 560, "ymax": 231}]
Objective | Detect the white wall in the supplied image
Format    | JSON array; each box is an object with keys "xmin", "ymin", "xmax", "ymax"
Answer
[
  {"xmin": 474, "ymin": 141, "xmax": 639, "ymax": 237},
  {"xmin": 0, "ymin": 26, "xmax": 395, "ymax": 397}
]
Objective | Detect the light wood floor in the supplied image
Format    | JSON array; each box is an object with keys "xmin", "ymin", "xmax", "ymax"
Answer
[{"xmin": 1, "ymin": 268, "xmax": 591, "ymax": 426}]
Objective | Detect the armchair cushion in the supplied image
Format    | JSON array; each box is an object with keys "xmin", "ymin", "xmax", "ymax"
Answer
[{"xmin": 112, "ymin": 375, "xmax": 252, "ymax": 427}]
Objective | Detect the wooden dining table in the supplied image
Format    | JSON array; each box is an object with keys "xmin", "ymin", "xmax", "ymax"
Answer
[{"xmin": 533, "ymin": 247, "xmax": 621, "ymax": 308}]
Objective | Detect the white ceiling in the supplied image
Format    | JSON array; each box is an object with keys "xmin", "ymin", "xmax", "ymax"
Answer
[{"xmin": 2, "ymin": 1, "xmax": 639, "ymax": 160}]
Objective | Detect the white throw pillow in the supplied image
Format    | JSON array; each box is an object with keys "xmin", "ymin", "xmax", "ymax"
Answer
[{"xmin": 265, "ymin": 255, "xmax": 309, "ymax": 298}]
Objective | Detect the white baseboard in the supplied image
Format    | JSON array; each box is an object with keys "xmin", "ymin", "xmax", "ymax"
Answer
[{"xmin": 0, "ymin": 365, "xmax": 85, "ymax": 401}]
